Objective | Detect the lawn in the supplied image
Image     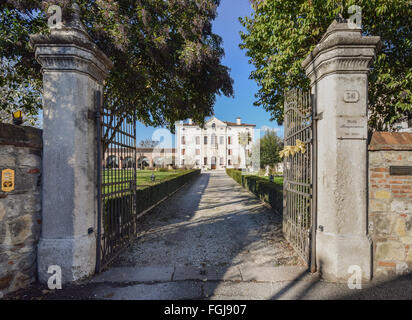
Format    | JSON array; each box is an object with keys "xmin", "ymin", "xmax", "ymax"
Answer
[
  {"xmin": 102, "ymin": 169, "xmax": 193, "ymax": 192},
  {"xmin": 241, "ymin": 173, "xmax": 283, "ymax": 186},
  {"xmin": 136, "ymin": 170, "xmax": 193, "ymax": 188},
  {"xmin": 257, "ymin": 175, "xmax": 283, "ymax": 185}
]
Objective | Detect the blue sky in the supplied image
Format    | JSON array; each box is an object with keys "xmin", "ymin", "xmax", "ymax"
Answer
[{"xmin": 136, "ymin": 0, "xmax": 282, "ymax": 147}]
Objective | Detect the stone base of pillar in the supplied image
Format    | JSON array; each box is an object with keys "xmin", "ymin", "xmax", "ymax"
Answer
[
  {"xmin": 37, "ymin": 235, "xmax": 96, "ymax": 284},
  {"xmin": 316, "ymin": 232, "xmax": 372, "ymax": 283}
]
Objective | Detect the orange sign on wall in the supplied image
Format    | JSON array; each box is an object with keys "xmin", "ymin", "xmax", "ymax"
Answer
[{"xmin": 1, "ymin": 169, "xmax": 15, "ymax": 192}]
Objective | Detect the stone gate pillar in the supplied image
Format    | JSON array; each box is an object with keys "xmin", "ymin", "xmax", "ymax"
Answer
[
  {"xmin": 30, "ymin": 6, "xmax": 113, "ymax": 283},
  {"xmin": 302, "ymin": 21, "xmax": 380, "ymax": 282}
]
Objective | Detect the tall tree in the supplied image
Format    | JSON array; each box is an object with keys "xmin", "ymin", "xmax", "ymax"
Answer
[
  {"xmin": 240, "ymin": 0, "xmax": 411, "ymax": 130},
  {"xmin": 259, "ymin": 129, "xmax": 283, "ymax": 169},
  {"xmin": 0, "ymin": 0, "xmax": 234, "ymax": 131}
]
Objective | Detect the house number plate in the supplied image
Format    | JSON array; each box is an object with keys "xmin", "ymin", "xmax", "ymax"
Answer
[{"xmin": 1, "ymin": 169, "xmax": 15, "ymax": 192}]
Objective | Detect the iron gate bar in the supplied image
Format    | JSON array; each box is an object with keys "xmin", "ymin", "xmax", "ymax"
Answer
[
  {"xmin": 310, "ymin": 93, "xmax": 318, "ymax": 273},
  {"xmin": 285, "ymin": 180, "xmax": 311, "ymax": 187},
  {"xmin": 96, "ymin": 91, "xmax": 138, "ymax": 272},
  {"xmin": 285, "ymin": 188, "xmax": 311, "ymax": 198},
  {"xmin": 283, "ymin": 88, "xmax": 315, "ymax": 267},
  {"xmin": 101, "ymin": 102, "xmax": 131, "ymax": 147},
  {"xmin": 95, "ymin": 90, "xmax": 103, "ymax": 273}
]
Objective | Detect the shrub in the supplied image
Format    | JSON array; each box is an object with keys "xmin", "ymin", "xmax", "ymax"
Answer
[
  {"xmin": 226, "ymin": 169, "xmax": 283, "ymax": 214},
  {"xmin": 103, "ymin": 170, "xmax": 201, "ymax": 227},
  {"xmin": 135, "ymin": 169, "xmax": 200, "ymax": 214}
]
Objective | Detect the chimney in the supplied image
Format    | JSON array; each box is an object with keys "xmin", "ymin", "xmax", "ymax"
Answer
[
  {"xmin": 236, "ymin": 117, "xmax": 241, "ymax": 125},
  {"xmin": 188, "ymin": 118, "xmax": 193, "ymax": 125}
]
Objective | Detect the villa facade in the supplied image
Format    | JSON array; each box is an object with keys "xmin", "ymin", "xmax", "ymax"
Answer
[{"xmin": 175, "ymin": 116, "xmax": 256, "ymax": 170}]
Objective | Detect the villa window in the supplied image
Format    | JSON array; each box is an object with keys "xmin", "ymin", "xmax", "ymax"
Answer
[
  {"xmin": 181, "ymin": 136, "xmax": 186, "ymax": 145},
  {"xmin": 196, "ymin": 149, "xmax": 200, "ymax": 155},
  {"xmin": 211, "ymin": 134, "xmax": 216, "ymax": 145},
  {"xmin": 196, "ymin": 136, "xmax": 200, "ymax": 144},
  {"xmin": 228, "ymin": 149, "xmax": 232, "ymax": 156},
  {"xmin": 220, "ymin": 136, "xmax": 224, "ymax": 144},
  {"xmin": 181, "ymin": 149, "xmax": 185, "ymax": 155},
  {"xmin": 212, "ymin": 123, "xmax": 216, "ymax": 130},
  {"xmin": 220, "ymin": 157, "xmax": 224, "ymax": 165},
  {"xmin": 204, "ymin": 157, "xmax": 208, "ymax": 165},
  {"xmin": 228, "ymin": 136, "xmax": 232, "ymax": 145},
  {"xmin": 204, "ymin": 136, "xmax": 208, "ymax": 144},
  {"xmin": 228, "ymin": 159, "xmax": 231, "ymax": 165}
]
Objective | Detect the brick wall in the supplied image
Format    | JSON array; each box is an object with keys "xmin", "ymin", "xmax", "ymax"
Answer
[
  {"xmin": 369, "ymin": 132, "xmax": 412, "ymax": 278},
  {"xmin": 0, "ymin": 123, "xmax": 42, "ymax": 296}
]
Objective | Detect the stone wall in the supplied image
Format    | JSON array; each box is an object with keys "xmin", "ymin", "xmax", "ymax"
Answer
[
  {"xmin": 0, "ymin": 123, "xmax": 42, "ymax": 296},
  {"xmin": 368, "ymin": 132, "xmax": 412, "ymax": 278}
]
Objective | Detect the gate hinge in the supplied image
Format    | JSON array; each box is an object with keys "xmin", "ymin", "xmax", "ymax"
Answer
[
  {"xmin": 87, "ymin": 110, "xmax": 95, "ymax": 120},
  {"xmin": 313, "ymin": 112, "xmax": 323, "ymax": 121},
  {"xmin": 88, "ymin": 110, "xmax": 101, "ymax": 120}
]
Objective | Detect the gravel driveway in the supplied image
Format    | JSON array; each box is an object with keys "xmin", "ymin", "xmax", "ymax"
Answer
[{"xmin": 113, "ymin": 170, "xmax": 303, "ymax": 269}]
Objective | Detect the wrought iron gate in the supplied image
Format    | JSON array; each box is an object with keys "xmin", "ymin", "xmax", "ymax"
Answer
[
  {"xmin": 95, "ymin": 90, "xmax": 138, "ymax": 272},
  {"xmin": 283, "ymin": 88, "xmax": 317, "ymax": 270}
]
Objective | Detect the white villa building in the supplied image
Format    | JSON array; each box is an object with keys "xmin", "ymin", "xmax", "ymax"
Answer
[{"xmin": 175, "ymin": 116, "xmax": 256, "ymax": 170}]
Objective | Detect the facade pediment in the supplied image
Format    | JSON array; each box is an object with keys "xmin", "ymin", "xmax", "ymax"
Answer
[{"xmin": 205, "ymin": 116, "xmax": 227, "ymax": 128}]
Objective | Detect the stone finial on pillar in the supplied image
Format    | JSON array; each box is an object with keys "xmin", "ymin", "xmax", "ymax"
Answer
[
  {"xmin": 302, "ymin": 21, "xmax": 380, "ymax": 282},
  {"xmin": 30, "ymin": 7, "xmax": 113, "ymax": 283}
]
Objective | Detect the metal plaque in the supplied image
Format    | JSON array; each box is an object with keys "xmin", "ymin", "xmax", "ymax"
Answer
[
  {"xmin": 1, "ymin": 169, "xmax": 15, "ymax": 192},
  {"xmin": 337, "ymin": 116, "xmax": 367, "ymax": 139},
  {"xmin": 389, "ymin": 166, "xmax": 412, "ymax": 176}
]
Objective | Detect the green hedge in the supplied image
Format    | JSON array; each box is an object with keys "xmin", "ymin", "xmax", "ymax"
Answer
[
  {"xmin": 135, "ymin": 169, "xmax": 200, "ymax": 214},
  {"xmin": 103, "ymin": 170, "xmax": 200, "ymax": 231},
  {"xmin": 226, "ymin": 169, "xmax": 283, "ymax": 214}
]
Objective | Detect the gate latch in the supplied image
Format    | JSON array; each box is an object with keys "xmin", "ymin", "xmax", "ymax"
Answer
[
  {"xmin": 313, "ymin": 112, "xmax": 323, "ymax": 121},
  {"xmin": 87, "ymin": 110, "xmax": 96, "ymax": 120}
]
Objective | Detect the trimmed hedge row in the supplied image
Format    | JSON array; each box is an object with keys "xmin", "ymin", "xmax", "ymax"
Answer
[
  {"xmin": 135, "ymin": 169, "xmax": 200, "ymax": 214},
  {"xmin": 226, "ymin": 169, "xmax": 283, "ymax": 214},
  {"xmin": 103, "ymin": 170, "xmax": 200, "ymax": 228}
]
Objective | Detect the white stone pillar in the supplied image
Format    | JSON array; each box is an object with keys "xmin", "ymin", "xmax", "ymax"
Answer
[
  {"xmin": 302, "ymin": 21, "xmax": 380, "ymax": 282},
  {"xmin": 30, "ymin": 10, "xmax": 112, "ymax": 283}
]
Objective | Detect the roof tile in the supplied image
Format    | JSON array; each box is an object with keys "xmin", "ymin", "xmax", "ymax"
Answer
[{"xmin": 369, "ymin": 132, "xmax": 412, "ymax": 151}]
